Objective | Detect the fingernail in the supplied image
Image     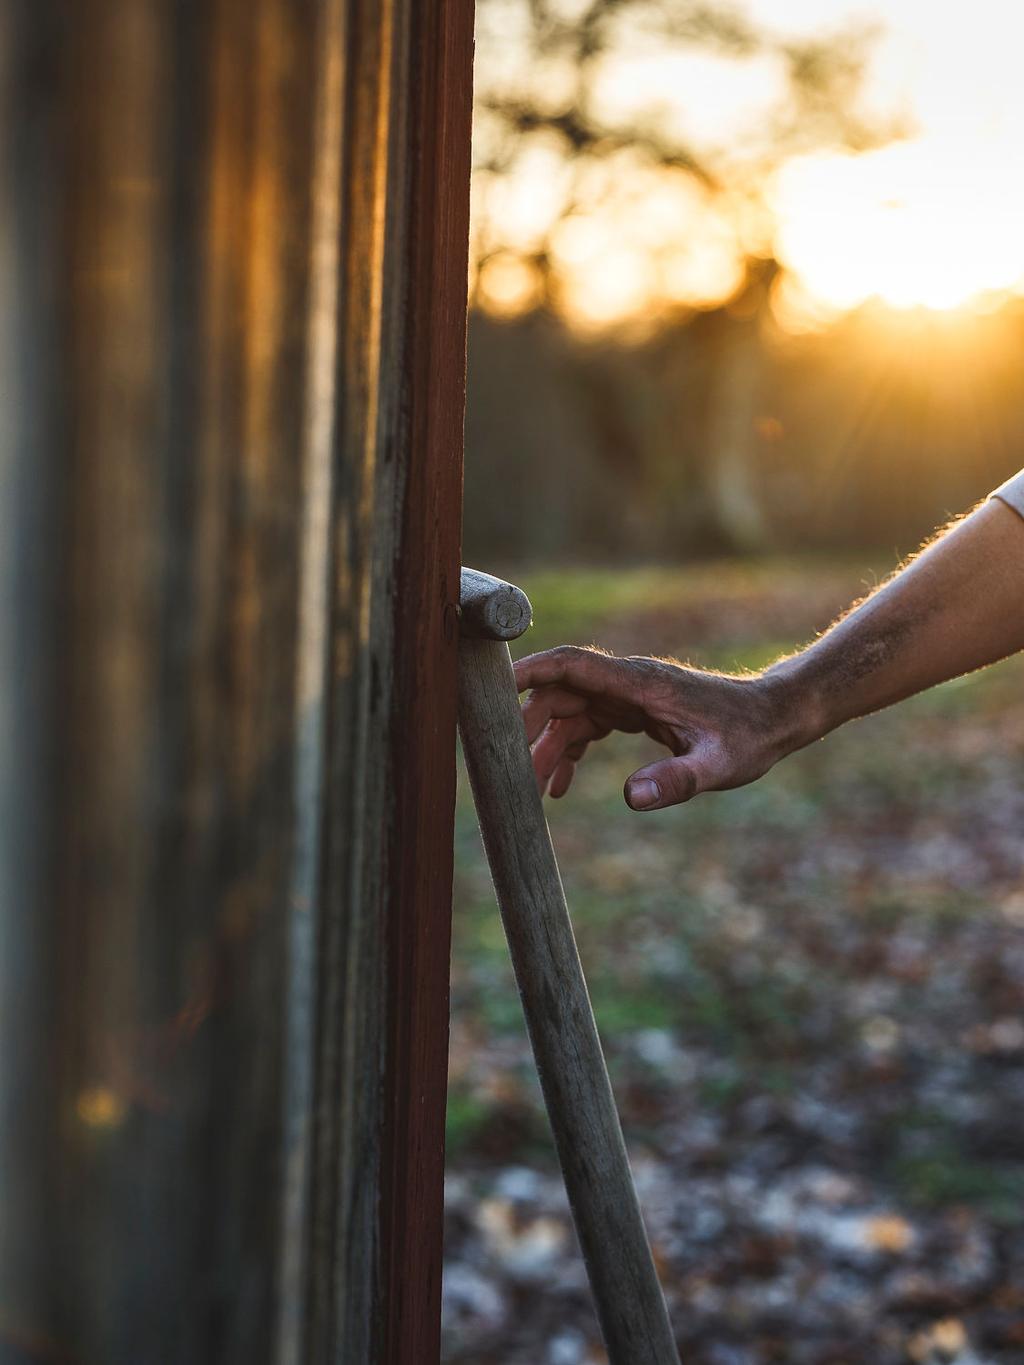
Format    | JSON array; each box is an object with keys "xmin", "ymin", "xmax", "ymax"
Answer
[{"xmin": 628, "ymin": 777, "xmax": 660, "ymax": 809}]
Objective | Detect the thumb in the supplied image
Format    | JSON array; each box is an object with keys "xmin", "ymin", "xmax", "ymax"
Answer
[{"xmin": 624, "ymin": 756, "xmax": 703, "ymax": 811}]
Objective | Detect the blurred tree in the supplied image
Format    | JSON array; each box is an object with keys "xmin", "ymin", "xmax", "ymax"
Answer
[
  {"xmin": 471, "ymin": 0, "xmax": 897, "ymax": 311},
  {"xmin": 466, "ymin": 0, "xmax": 904, "ymax": 552}
]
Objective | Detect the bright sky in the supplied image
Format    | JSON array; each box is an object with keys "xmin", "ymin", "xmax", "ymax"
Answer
[
  {"xmin": 474, "ymin": 0, "xmax": 1024, "ymax": 328},
  {"xmin": 764, "ymin": 0, "xmax": 1024, "ymax": 320}
]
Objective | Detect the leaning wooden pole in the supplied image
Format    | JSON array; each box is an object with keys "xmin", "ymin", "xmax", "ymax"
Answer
[{"xmin": 457, "ymin": 567, "xmax": 681, "ymax": 1365}]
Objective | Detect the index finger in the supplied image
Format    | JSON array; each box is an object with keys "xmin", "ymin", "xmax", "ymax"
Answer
[{"xmin": 513, "ymin": 645, "xmax": 636, "ymax": 699}]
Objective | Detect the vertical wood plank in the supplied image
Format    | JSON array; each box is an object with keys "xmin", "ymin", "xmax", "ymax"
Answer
[
  {"xmin": 307, "ymin": 2, "xmax": 474, "ymax": 1360},
  {"xmin": 305, "ymin": 0, "xmax": 401, "ymax": 1356},
  {"xmin": 381, "ymin": 1, "xmax": 476, "ymax": 1360},
  {"xmin": 0, "ymin": 1, "xmax": 474, "ymax": 1361},
  {"xmin": 0, "ymin": 5, "xmax": 65, "ymax": 1353}
]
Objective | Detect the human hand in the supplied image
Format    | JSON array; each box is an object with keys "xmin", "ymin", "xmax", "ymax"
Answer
[{"xmin": 513, "ymin": 646, "xmax": 800, "ymax": 811}]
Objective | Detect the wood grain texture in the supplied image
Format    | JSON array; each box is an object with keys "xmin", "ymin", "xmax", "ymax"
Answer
[
  {"xmin": 458, "ymin": 637, "xmax": 682, "ymax": 1365},
  {"xmin": 0, "ymin": 1, "xmax": 472, "ymax": 1362},
  {"xmin": 459, "ymin": 567, "xmax": 534, "ymax": 641},
  {"xmin": 379, "ymin": 2, "xmax": 475, "ymax": 1363}
]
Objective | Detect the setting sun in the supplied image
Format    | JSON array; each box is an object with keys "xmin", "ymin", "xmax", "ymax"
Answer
[
  {"xmin": 473, "ymin": 0, "xmax": 1024, "ymax": 331},
  {"xmin": 773, "ymin": 138, "xmax": 1024, "ymax": 315}
]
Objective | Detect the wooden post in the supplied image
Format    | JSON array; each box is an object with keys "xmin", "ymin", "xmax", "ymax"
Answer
[
  {"xmin": 458, "ymin": 570, "xmax": 682, "ymax": 1365},
  {"xmin": 0, "ymin": 2, "xmax": 472, "ymax": 1362}
]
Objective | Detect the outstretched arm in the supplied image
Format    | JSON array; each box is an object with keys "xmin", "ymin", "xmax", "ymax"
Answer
[{"xmin": 513, "ymin": 481, "xmax": 1024, "ymax": 812}]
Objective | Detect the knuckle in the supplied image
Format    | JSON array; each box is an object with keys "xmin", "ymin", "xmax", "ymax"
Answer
[{"xmin": 548, "ymin": 644, "xmax": 596, "ymax": 680}]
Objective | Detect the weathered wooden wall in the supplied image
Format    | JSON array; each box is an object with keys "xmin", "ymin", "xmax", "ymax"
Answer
[{"xmin": 0, "ymin": 1, "xmax": 472, "ymax": 1361}]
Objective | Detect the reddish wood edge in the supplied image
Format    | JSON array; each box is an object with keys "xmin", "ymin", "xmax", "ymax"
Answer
[{"xmin": 380, "ymin": 1, "xmax": 474, "ymax": 1362}]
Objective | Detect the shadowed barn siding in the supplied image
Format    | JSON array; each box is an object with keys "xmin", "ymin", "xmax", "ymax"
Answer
[{"xmin": 0, "ymin": 2, "xmax": 473, "ymax": 1362}]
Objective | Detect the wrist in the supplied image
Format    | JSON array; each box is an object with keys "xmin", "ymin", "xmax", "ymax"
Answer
[{"xmin": 756, "ymin": 652, "xmax": 833, "ymax": 758}]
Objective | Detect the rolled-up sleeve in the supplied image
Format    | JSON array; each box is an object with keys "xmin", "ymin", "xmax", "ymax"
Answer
[{"xmin": 990, "ymin": 470, "xmax": 1024, "ymax": 521}]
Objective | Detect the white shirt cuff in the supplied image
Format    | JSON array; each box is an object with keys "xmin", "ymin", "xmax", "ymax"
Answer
[{"xmin": 990, "ymin": 470, "xmax": 1024, "ymax": 521}]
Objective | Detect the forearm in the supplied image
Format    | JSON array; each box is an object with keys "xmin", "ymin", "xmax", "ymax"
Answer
[
  {"xmin": 515, "ymin": 480, "xmax": 1024, "ymax": 811},
  {"xmin": 762, "ymin": 497, "xmax": 1024, "ymax": 753}
]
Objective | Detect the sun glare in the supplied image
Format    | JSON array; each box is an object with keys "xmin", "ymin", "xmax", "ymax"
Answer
[
  {"xmin": 473, "ymin": 0, "xmax": 1024, "ymax": 331},
  {"xmin": 773, "ymin": 139, "xmax": 1024, "ymax": 316}
]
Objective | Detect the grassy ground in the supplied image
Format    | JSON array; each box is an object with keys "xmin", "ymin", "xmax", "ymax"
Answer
[{"xmin": 444, "ymin": 558, "xmax": 1024, "ymax": 1365}]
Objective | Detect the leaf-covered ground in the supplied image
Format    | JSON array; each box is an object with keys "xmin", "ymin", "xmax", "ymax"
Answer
[{"xmin": 443, "ymin": 559, "xmax": 1024, "ymax": 1365}]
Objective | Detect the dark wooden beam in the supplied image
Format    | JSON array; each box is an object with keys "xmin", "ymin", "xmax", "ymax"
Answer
[
  {"xmin": 0, "ymin": 1, "xmax": 474, "ymax": 1362},
  {"xmin": 381, "ymin": 2, "xmax": 475, "ymax": 1361}
]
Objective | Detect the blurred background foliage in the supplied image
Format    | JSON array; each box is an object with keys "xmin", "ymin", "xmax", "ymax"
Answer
[
  {"xmin": 465, "ymin": 301, "xmax": 1024, "ymax": 560},
  {"xmin": 463, "ymin": 0, "xmax": 1024, "ymax": 564},
  {"xmin": 446, "ymin": 569, "xmax": 1024, "ymax": 1364},
  {"xmin": 447, "ymin": 3, "xmax": 1024, "ymax": 1362}
]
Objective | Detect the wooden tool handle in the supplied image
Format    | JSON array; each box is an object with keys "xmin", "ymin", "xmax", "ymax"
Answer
[
  {"xmin": 457, "ymin": 632, "xmax": 681, "ymax": 1365},
  {"xmin": 458, "ymin": 566, "xmax": 533, "ymax": 641}
]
